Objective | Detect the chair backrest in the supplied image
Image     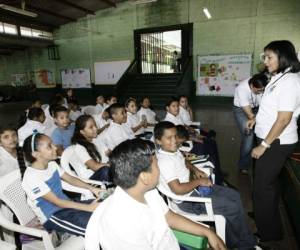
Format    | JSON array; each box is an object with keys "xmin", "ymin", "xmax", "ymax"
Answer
[
  {"xmin": 82, "ymin": 106, "xmax": 96, "ymax": 115},
  {"xmin": 0, "ymin": 170, "xmax": 37, "ymax": 226}
]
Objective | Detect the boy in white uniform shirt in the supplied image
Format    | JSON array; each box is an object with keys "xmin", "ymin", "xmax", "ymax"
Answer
[
  {"xmin": 103, "ymin": 103, "xmax": 135, "ymax": 150},
  {"xmin": 137, "ymin": 97, "xmax": 158, "ymax": 126},
  {"xmin": 178, "ymin": 95, "xmax": 194, "ymax": 126},
  {"xmin": 18, "ymin": 107, "xmax": 46, "ymax": 147},
  {"xmin": 94, "ymin": 95, "xmax": 108, "ymax": 114},
  {"xmin": 164, "ymin": 97, "xmax": 185, "ymax": 125},
  {"xmin": 85, "ymin": 138, "xmax": 225, "ymax": 250}
]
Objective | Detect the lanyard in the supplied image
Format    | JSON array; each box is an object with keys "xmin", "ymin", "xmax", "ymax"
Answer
[{"xmin": 264, "ymin": 70, "xmax": 291, "ymax": 94}]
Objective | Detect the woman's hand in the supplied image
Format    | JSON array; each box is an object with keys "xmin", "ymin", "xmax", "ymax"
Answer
[
  {"xmin": 251, "ymin": 145, "xmax": 267, "ymax": 159},
  {"xmin": 207, "ymin": 232, "xmax": 227, "ymax": 250},
  {"xmin": 99, "ymin": 162, "xmax": 110, "ymax": 168},
  {"xmin": 88, "ymin": 199, "xmax": 100, "ymax": 212},
  {"xmin": 198, "ymin": 177, "xmax": 213, "ymax": 187},
  {"xmin": 247, "ymin": 118, "xmax": 256, "ymax": 129},
  {"xmin": 89, "ymin": 187, "xmax": 104, "ymax": 198},
  {"xmin": 193, "ymin": 168, "xmax": 208, "ymax": 179}
]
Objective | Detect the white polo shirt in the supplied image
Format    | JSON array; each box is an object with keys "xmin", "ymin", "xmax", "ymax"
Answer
[
  {"xmin": 233, "ymin": 78, "xmax": 262, "ymax": 108},
  {"xmin": 255, "ymin": 71, "xmax": 300, "ymax": 144},
  {"xmin": 94, "ymin": 103, "xmax": 108, "ymax": 115},
  {"xmin": 18, "ymin": 120, "xmax": 46, "ymax": 147},
  {"xmin": 92, "ymin": 113, "xmax": 110, "ymax": 130},
  {"xmin": 0, "ymin": 147, "xmax": 19, "ymax": 176},
  {"xmin": 137, "ymin": 107, "xmax": 157, "ymax": 124},
  {"xmin": 179, "ymin": 106, "xmax": 192, "ymax": 126},
  {"xmin": 126, "ymin": 112, "xmax": 144, "ymax": 135},
  {"xmin": 156, "ymin": 149, "xmax": 192, "ymax": 200},
  {"xmin": 85, "ymin": 186, "xmax": 179, "ymax": 250},
  {"xmin": 164, "ymin": 112, "xmax": 184, "ymax": 125},
  {"xmin": 102, "ymin": 121, "xmax": 135, "ymax": 150},
  {"xmin": 69, "ymin": 110, "xmax": 82, "ymax": 122}
]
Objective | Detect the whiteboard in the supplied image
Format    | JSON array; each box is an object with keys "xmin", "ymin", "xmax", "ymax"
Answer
[
  {"xmin": 94, "ymin": 60, "xmax": 131, "ymax": 85},
  {"xmin": 61, "ymin": 68, "xmax": 91, "ymax": 88}
]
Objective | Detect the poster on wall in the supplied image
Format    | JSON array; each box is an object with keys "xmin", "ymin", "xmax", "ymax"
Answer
[
  {"xmin": 11, "ymin": 73, "xmax": 27, "ymax": 87},
  {"xmin": 94, "ymin": 60, "xmax": 131, "ymax": 85},
  {"xmin": 33, "ymin": 70, "xmax": 56, "ymax": 88},
  {"xmin": 61, "ymin": 68, "xmax": 91, "ymax": 88},
  {"xmin": 196, "ymin": 54, "xmax": 252, "ymax": 96}
]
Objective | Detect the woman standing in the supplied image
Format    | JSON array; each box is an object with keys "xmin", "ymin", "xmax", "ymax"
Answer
[{"xmin": 249, "ymin": 40, "xmax": 300, "ymax": 242}]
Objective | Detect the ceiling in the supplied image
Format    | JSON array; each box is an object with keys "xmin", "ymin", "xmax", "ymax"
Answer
[{"xmin": 0, "ymin": 0, "xmax": 126, "ymax": 55}]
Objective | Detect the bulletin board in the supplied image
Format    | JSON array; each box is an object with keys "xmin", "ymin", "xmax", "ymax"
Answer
[
  {"xmin": 94, "ymin": 60, "xmax": 131, "ymax": 85},
  {"xmin": 33, "ymin": 69, "xmax": 56, "ymax": 88},
  {"xmin": 11, "ymin": 73, "xmax": 27, "ymax": 86},
  {"xmin": 61, "ymin": 68, "xmax": 91, "ymax": 88},
  {"xmin": 196, "ymin": 54, "xmax": 252, "ymax": 96}
]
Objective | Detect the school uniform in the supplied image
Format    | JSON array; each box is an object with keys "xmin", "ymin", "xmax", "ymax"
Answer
[
  {"xmin": 179, "ymin": 106, "xmax": 193, "ymax": 126},
  {"xmin": 85, "ymin": 186, "xmax": 179, "ymax": 250},
  {"xmin": 92, "ymin": 113, "xmax": 110, "ymax": 130},
  {"xmin": 164, "ymin": 112, "xmax": 184, "ymax": 125},
  {"xmin": 137, "ymin": 107, "xmax": 157, "ymax": 124},
  {"xmin": 51, "ymin": 124, "xmax": 75, "ymax": 149},
  {"xmin": 18, "ymin": 120, "xmax": 46, "ymax": 147},
  {"xmin": 102, "ymin": 121, "xmax": 135, "ymax": 150},
  {"xmin": 94, "ymin": 103, "xmax": 108, "ymax": 115},
  {"xmin": 253, "ymin": 69, "xmax": 300, "ymax": 241},
  {"xmin": 233, "ymin": 78, "xmax": 262, "ymax": 170},
  {"xmin": 126, "ymin": 112, "xmax": 144, "ymax": 135},
  {"xmin": 21, "ymin": 161, "xmax": 92, "ymax": 236},
  {"xmin": 69, "ymin": 110, "xmax": 82, "ymax": 122},
  {"xmin": 156, "ymin": 149, "xmax": 257, "ymax": 249}
]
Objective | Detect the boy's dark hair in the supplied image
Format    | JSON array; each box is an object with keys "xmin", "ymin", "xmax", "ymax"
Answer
[
  {"xmin": 176, "ymin": 125, "xmax": 189, "ymax": 140},
  {"xmin": 109, "ymin": 103, "xmax": 125, "ymax": 118},
  {"xmin": 154, "ymin": 121, "xmax": 176, "ymax": 140},
  {"xmin": 53, "ymin": 105, "xmax": 69, "ymax": 118},
  {"xmin": 264, "ymin": 40, "xmax": 300, "ymax": 73},
  {"xmin": 165, "ymin": 97, "xmax": 179, "ymax": 108},
  {"xmin": 110, "ymin": 139, "xmax": 155, "ymax": 189},
  {"xmin": 28, "ymin": 107, "xmax": 44, "ymax": 121},
  {"xmin": 178, "ymin": 95, "xmax": 188, "ymax": 100},
  {"xmin": 71, "ymin": 115, "xmax": 101, "ymax": 162},
  {"xmin": 248, "ymin": 73, "xmax": 269, "ymax": 88},
  {"xmin": 125, "ymin": 97, "xmax": 136, "ymax": 108}
]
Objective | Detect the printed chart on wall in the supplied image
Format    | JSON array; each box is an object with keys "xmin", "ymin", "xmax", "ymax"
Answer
[
  {"xmin": 33, "ymin": 70, "xmax": 56, "ymax": 88},
  {"xmin": 196, "ymin": 54, "xmax": 252, "ymax": 96},
  {"xmin": 61, "ymin": 68, "xmax": 91, "ymax": 88}
]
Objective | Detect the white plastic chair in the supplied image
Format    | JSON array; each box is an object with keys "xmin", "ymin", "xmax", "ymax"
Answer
[
  {"xmin": 157, "ymin": 185, "xmax": 226, "ymax": 243},
  {"xmin": 81, "ymin": 106, "xmax": 96, "ymax": 115},
  {"xmin": 0, "ymin": 170, "xmax": 85, "ymax": 250}
]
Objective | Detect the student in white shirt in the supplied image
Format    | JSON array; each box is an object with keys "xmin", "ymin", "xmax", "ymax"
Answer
[
  {"xmin": 248, "ymin": 40, "xmax": 300, "ymax": 242},
  {"xmin": 178, "ymin": 95, "xmax": 194, "ymax": 126},
  {"xmin": 164, "ymin": 97, "xmax": 185, "ymax": 125},
  {"xmin": 92, "ymin": 108, "xmax": 110, "ymax": 135},
  {"xmin": 94, "ymin": 95, "xmax": 108, "ymax": 114},
  {"xmin": 18, "ymin": 107, "xmax": 46, "ymax": 147},
  {"xmin": 125, "ymin": 98, "xmax": 147, "ymax": 136},
  {"xmin": 21, "ymin": 133, "xmax": 101, "ymax": 236},
  {"xmin": 233, "ymin": 73, "xmax": 267, "ymax": 174},
  {"xmin": 154, "ymin": 121, "xmax": 260, "ymax": 250},
  {"xmin": 85, "ymin": 138, "xmax": 225, "ymax": 250},
  {"xmin": 137, "ymin": 97, "xmax": 158, "ymax": 126},
  {"xmin": 71, "ymin": 115, "xmax": 111, "ymax": 181},
  {"xmin": 0, "ymin": 127, "xmax": 20, "ymax": 243},
  {"xmin": 102, "ymin": 103, "xmax": 135, "ymax": 150},
  {"xmin": 68, "ymin": 100, "xmax": 82, "ymax": 122}
]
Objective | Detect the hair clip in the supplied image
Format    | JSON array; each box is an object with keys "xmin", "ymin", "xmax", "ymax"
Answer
[{"xmin": 31, "ymin": 130, "xmax": 39, "ymax": 152}]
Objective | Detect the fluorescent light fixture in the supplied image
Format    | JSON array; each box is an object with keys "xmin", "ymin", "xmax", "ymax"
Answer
[
  {"xmin": 0, "ymin": 4, "xmax": 37, "ymax": 18},
  {"xmin": 203, "ymin": 7, "xmax": 212, "ymax": 19},
  {"xmin": 130, "ymin": 0, "xmax": 157, "ymax": 5}
]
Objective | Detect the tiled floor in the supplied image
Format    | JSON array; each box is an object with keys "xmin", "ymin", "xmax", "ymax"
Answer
[{"xmin": 0, "ymin": 101, "xmax": 298, "ymax": 250}]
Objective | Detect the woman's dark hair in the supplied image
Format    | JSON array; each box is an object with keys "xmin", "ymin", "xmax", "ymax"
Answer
[
  {"xmin": 110, "ymin": 139, "xmax": 155, "ymax": 189},
  {"xmin": 71, "ymin": 115, "xmax": 101, "ymax": 162},
  {"xmin": 139, "ymin": 96, "xmax": 154, "ymax": 111},
  {"xmin": 248, "ymin": 72, "xmax": 269, "ymax": 88},
  {"xmin": 176, "ymin": 125, "xmax": 189, "ymax": 140},
  {"xmin": 165, "ymin": 96, "xmax": 179, "ymax": 108},
  {"xmin": 124, "ymin": 97, "xmax": 136, "ymax": 108},
  {"xmin": 154, "ymin": 121, "xmax": 176, "ymax": 140},
  {"xmin": 264, "ymin": 40, "xmax": 300, "ymax": 73}
]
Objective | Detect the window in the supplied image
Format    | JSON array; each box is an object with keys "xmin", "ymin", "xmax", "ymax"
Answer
[
  {"xmin": 0, "ymin": 22, "xmax": 3, "ymax": 33},
  {"xmin": 20, "ymin": 26, "xmax": 53, "ymax": 40},
  {"xmin": 3, "ymin": 23, "xmax": 17, "ymax": 35},
  {"xmin": 20, "ymin": 26, "xmax": 32, "ymax": 37}
]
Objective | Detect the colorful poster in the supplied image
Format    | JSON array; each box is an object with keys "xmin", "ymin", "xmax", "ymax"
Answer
[
  {"xmin": 34, "ymin": 70, "xmax": 56, "ymax": 88},
  {"xmin": 61, "ymin": 68, "xmax": 91, "ymax": 88},
  {"xmin": 11, "ymin": 73, "xmax": 27, "ymax": 86},
  {"xmin": 196, "ymin": 54, "xmax": 252, "ymax": 96}
]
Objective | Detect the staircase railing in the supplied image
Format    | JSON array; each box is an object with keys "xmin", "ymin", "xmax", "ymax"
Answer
[
  {"xmin": 176, "ymin": 56, "xmax": 193, "ymax": 95},
  {"xmin": 115, "ymin": 59, "xmax": 138, "ymax": 97}
]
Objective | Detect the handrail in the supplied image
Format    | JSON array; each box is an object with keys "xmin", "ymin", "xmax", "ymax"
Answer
[{"xmin": 114, "ymin": 59, "xmax": 138, "ymax": 96}]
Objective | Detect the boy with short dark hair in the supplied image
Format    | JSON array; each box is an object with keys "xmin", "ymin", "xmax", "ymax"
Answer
[
  {"xmin": 102, "ymin": 103, "xmax": 135, "ymax": 150},
  {"xmin": 85, "ymin": 139, "xmax": 225, "ymax": 250},
  {"xmin": 154, "ymin": 121, "xmax": 260, "ymax": 250},
  {"xmin": 51, "ymin": 105, "xmax": 75, "ymax": 155}
]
